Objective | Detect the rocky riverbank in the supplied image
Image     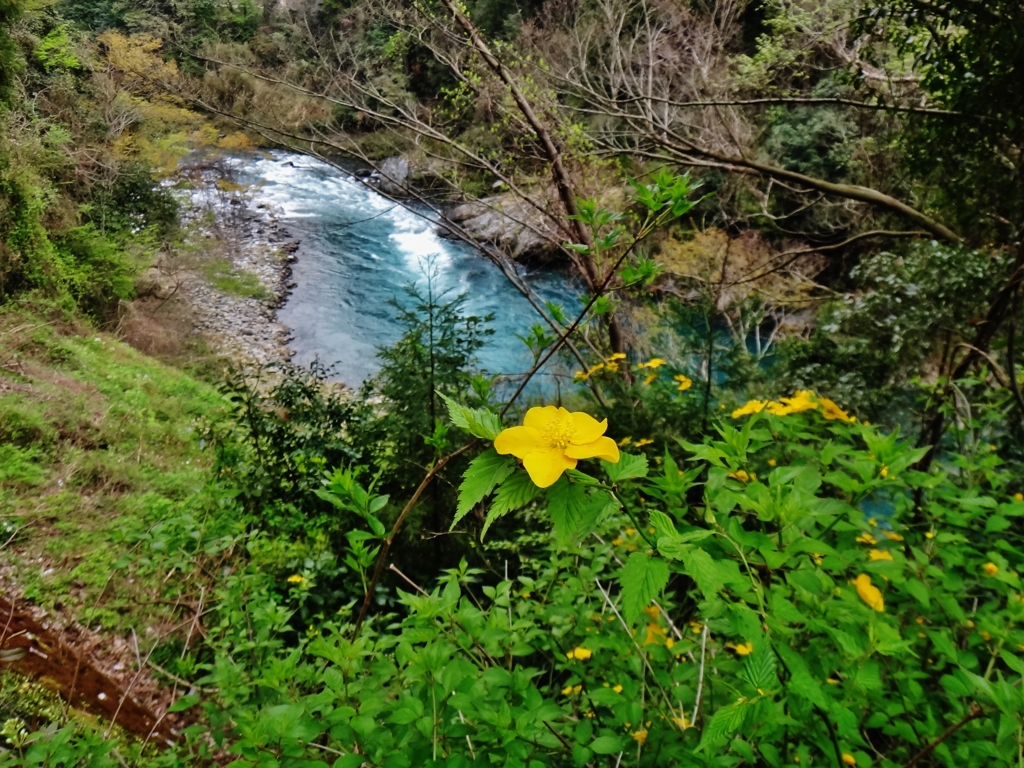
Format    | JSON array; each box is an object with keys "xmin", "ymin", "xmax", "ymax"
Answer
[{"xmin": 134, "ymin": 158, "xmax": 300, "ymax": 365}]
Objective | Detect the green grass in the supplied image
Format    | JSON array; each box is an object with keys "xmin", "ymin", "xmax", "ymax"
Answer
[
  {"xmin": 201, "ymin": 257, "xmax": 268, "ymax": 300},
  {"xmin": 0, "ymin": 305, "xmax": 231, "ymax": 633}
]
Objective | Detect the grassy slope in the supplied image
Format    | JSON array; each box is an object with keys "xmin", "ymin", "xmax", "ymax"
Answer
[{"xmin": 0, "ymin": 302, "xmax": 230, "ymax": 636}]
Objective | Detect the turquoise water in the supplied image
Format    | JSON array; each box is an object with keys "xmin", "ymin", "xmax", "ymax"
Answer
[{"xmin": 236, "ymin": 152, "xmax": 580, "ymax": 388}]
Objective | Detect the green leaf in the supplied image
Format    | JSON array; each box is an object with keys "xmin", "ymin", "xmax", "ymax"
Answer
[
  {"xmin": 452, "ymin": 450, "xmax": 515, "ymax": 529},
  {"xmin": 590, "ymin": 735, "xmax": 624, "ymax": 754},
  {"xmin": 699, "ymin": 700, "xmax": 749, "ymax": 749},
  {"xmin": 605, "ymin": 453, "xmax": 648, "ymax": 482},
  {"xmin": 481, "ymin": 470, "xmax": 542, "ymax": 536},
  {"xmin": 168, "ymin": 694, "xmax": 200, "ymax": 713},
  {"xmin": 620, "ymin": 551, "xmax": 670, "ymax": 625},
  {"xmin": 775, "ymin": 644, "xmax": 828, "ymax": 708},
  {"xmin": 648, "ymin": 509, "xmax": 677, "ymax": 541},
  {"xmin": 549, "ymin": 479, "xmax": 616, "ymax": 546},
  {"xmin": 685, "ymin": 548, "xmax": 724, "ymax": 600},
  {"xmin": 438, "ymin": 392, "xmax": 503, "ymax": 440},
  {"xmin": 741, "ymin": 643, "xmax": 777, "ymax": 691}
]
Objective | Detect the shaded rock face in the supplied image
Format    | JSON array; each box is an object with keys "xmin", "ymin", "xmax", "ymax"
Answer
[
  {"xmin": 442, "ymin": 193, "xmax": 562, "ymax": 262},
  {"xmin": 378, "ymin": 157, "xmax": 410, "ymax": 196}
]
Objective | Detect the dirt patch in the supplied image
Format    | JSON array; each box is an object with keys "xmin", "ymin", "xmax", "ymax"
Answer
[{"xmin": 0, "ymin": 594, "xmax": 190, "ymax": 747}]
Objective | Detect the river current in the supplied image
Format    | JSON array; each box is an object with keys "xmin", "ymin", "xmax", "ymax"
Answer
[{"xmin": 233, "ymin": 152, "xmax": 579, "ymax": 389}]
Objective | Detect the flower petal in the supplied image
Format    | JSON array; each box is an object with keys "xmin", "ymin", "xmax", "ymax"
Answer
[
  {"xmin": 523, "ymin": 447, "xmax": 576, "ymax": 488},
  {"xmin": 494, "ymin": 426, "xmax": 543, "ymax": 458},
  {"xmin": 565, "ymin": 436, "xmax": 620, "ymax": 462},
  {"xmin": 524, "ymin": 405, "xmax": 560, "ymax": 432},
  {"xmin": 570, "ymin": 411, "xmax": 608, "ymax": 444}
]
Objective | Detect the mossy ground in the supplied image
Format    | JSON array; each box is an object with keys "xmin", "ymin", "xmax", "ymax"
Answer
[{"xmin": 0, "ymin": 302, "xmax": 230, "ymax": 636}]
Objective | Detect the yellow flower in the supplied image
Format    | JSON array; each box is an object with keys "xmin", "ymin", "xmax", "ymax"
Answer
[
  {"xmin": 643, "ymin": 372, "xmax": 657, "ymax": 386},
  {"xmin": 880, "ymin": 466, "xmax": 890, "ymax": 478},
  {"xmin": 607, "ymin": 353, "xmax": 627, "ymax": 362},
  {"xmin": 842, "ymin": 753, "xmax": 856, "ymax": 766},
  {"xmin": 644, "ymin": 623, "xmax": 667, "ymax": 645},
  {"xmin": 820, "ymin": 397, "xmax": 855, "ymax": 423},
  {"xmin": 561, "ymin": 684, "xmax": 582, "ymax": 695},
  {"xmin": 925, "ymin": 531, "xmax": 936, "ymax": 539},
  {"xmin": 643, "ymin": 605, "xmax": 661, "ymax": 620},
  {"xmin": 868, "ymin": 549, "xmax": 894, "ymax": 562},
  {"xmin": 567, "ymin": 646, "xmax": 593, "ymax": 661},
  {"xmin": 980, "ymin": 630, "xmax": 991, "ymax": 641},
  {"xmin": 639, "ymin": 358, "xmax": 666, "ymax": 369},
  {"xmin": 855, "ymin": 533, "xmax": 877, "ymax": 546},
  {"xmin": 612, "ymin": 684, "xmax": 623, "ymax": 693},
  {"xmin": 631, "ymin": 729, "xmax": 648, "ymax": 745},
  {"xmin": 604, "ymin": 362, "xmax": 619, "ymax": 373},
  {"xmin": 727, "ymin": 642, "xmax": 754, "ymax": 656},
  {"xmin": 767, "ymin": 458, "xmax": 777, "ymax": 466},
  {"xmin": 634, "ymin": 438, "xmax": 654, "ymax": 448},
  {"xmin": 672, "ymin": 715, "xmax": 690, "ymax": 729},
  {"xmin": 674, "ymin": 374, "xmax": 693, "ymax": 391},
  {"xmin": 728, "ymin": 469, "xmax": 755, "ymax": 483},
  {"xmin": 494, "ymin": 406, "xmax": 620, "ymax": 488},
  {"xmin": 1015, "ymin": 493, "xmax": 1023, "ymax": 502},
  {"xmin": 883, "ymin": 531, "xmax": 904, "ymax": 542},
  {"xmin": 612, "ymin": 537, "xmax": 623, "ymax": 546},
  {"xmin": 573, "ymin": 370, "xmax": 589, "ymax": 382},
  {"xmin": 983, "ymin": 562, "xmax": 999, "ymax": 576},
  {"xmin": 867, "ymin": 517, "xmax": 877, "ymax": 527},
  {"xmin": 732, "ymin": 400, "xmax": 769, "ymax": 418},
  {"xmin": 812, "ymin": 553, "xmax": 824, "ymax": 566},
  {"xmin": 625, "ymin": 527, "xmax": 637, "ymax": 535},
  {"xmin": 665, "ymin": 637, "xmax": 675, "ymax": 649},
  {"xmin": 854, "ymin": 574, "xmax": 885, "ymax": 612},
  {"xmin": 618, "ymin": 436, "xmax": 632, "ymax": 447},
  {"xmin": 767, "ymin": 390, "xmax": 818, "ymax": 416},
  {"xmin": 287, "ymin": 574, "xmax": 304, "ymax": 584}
]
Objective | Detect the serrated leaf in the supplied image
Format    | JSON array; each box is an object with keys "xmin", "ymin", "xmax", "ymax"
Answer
[
  {"xmin": 620, "ymin": 551, "xmax": 670, "ymax": 625},
  {"xmin": 699, "ymin": 700, "xmax": 749, "ymax": 750},
  {"xmin": 605, "ymin": 452, "xmax": 648, "ymax": 482},
  {"xmin": 548, "ymin": 479, "xmax": 616, "ymax": 546},
  {"xmin": 741, "ymin": 643, "xmax": 777, "ymax": 691},
  {"xmin": 438, "ymin": 393, "xmax": 503, "ymax": 440},
  {"xmin": 685, "ymin": 548, "xmax": 724, "ymax": 600},
  {"xmin": 481, "ymin": 471, "xmax": 540, "ymax": 536},
  {"xmin": 452, "ymin": 450, "xmax": 515, "ymax": 528},
  {"xmin": 649, "ymin": 509, "xmax": 678, "ymax": 541},
  {"xmin": 775, "ymin": 644, "xmax": 828, "ymax": 708}
]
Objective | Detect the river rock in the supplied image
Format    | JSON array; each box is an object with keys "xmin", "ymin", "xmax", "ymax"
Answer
[
  {"xmin": 442, "ymin": 192, "xmax": 562, "ymax": 262},
  {"xmin": 378, "ymin": 157, "xmax": 410, "ymax": 196}
]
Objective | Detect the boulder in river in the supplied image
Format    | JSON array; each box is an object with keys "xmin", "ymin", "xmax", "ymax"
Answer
[
  {"xmin": 378, "ymin": 157, "xmax": 410, "ymax": 196},
  {"xmin": 442, "ymin": 192, "xmax": 563, "ymax": 262}
]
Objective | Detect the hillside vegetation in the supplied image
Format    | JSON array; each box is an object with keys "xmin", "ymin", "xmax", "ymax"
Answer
[{"xmin": 2, "ymin": 0, "xmax": 1024, "ymax": 767}]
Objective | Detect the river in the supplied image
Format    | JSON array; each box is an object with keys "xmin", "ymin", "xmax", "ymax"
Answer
[{"xmin": 232, "ymin": 152, "xmax": 579, "ymax": 390}]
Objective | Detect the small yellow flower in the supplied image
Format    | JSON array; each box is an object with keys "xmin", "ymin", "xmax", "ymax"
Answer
[
  {"xmin": 672, "ymin": 715, "xmax": 690, "ymax": 729},
  {"xmin": 812, "ymin": 553, "xmax": 824, "ymax": 566},
  {"xmin": 1014, "ymin": 493, "xmax": 1023, "ymax": 502},
  {"xmin": 521, "ymin": 591, "xmax": 532, "ymax": 599},
  {"xmin": 880, "ymin": 466, "xmax": 890, "ymax": 478},
  {"xmin": 625, "ymin": 527, "xmax": 637, "ymax": 535},
  {"xmin": 989, "ymin": 444, "xmax": 997, "ymax": 451},
  {"xmin": 612, "ymin": 537, "xmax": 624, "ymax": 546},
  {"xmin": 643, "ymin": 372, "xmax": 657, "ymax": 386},
  {"xmin": 606, "ymin": 352, "xmax": 627, "ymax": 363},
  {"xmin": 639, "ymin": 358, "xmax": 666, "ymax": 369},
  {"xmin": 867, "ymin": 517, "xmax": 878, "ymax": 527},
  {"xmin": 915, "ymin": 615, "xmax": 926, "ymax": 624},
  {"xmin": 644, "ymin": 623, "xmax": 667, "ymax": 645},
  {"xmin": 612, "ymin": 684, "xmax": 623, "ymax": 693},
  {"xmin": 883, "ymin": 531, "xmax": 904, "ymax": 542},
  {"xmin": 634, "ymin": 438, "xmax": 654, "ymax": 448},
  {"xmin": 494, "ymin": 406, "xmax": 620, "ymax": 488},
  {"xmin": 665, "ymin": 637, "xmax": 675, "ymax": 649},
  {"xmin": 618, "ymin": 436, "xmax": 632, "ymax": 446},
  {"xmin": 643, "ymin": 605, "xmax": 661, "ymax": 620},
  {"xmin": 842, "ymin": 753, "xmax": 856, "ymax": 766},
  {"xmin": 854, "ymin": 574, "xmax": 885, "ymax": 612},
  {"xmin": 980, "ymin": 630, "xmax": 991, "ymax": 641},
  {"xmin": 567, "ymin": 646, "xmax": 593, "ymax": 661},
  {"xmin": 767, "ymin": 390, "xmax": 818, "ymax": 416},
  {"xmin": 983, "ymin": 562, "xmax": 999, "ymax": 576},
  {"xmin": 584, "ymin": 710, "xmax": 595, "ymax": 718},
  {"xmin": 732, "ymin": 400, "xmax": 769, "ymax": 418},
  {"xmin": 728, "ymin": 469, "xmax": 752, "ymax": 483},
  {"xmin": 573, "ymin": 370, "xmax": 589, "ymax": 382},
  {"xmin": 287, "ymin": 574, "xmax": 304, "ymax": 584},
  {"xmin": 674, "ymin": 374, "xmax": 693, "ymax": 391},
  {"xmin": 826, "ymin": 677, "xmax": 840, "ymax": 685},
  {"xmin": 727, "ymin": 642, "xmax": 754, "ymax": 656},
  {"xmin": 767, "ymin": 458, "xmax": 777, "ymax": 466},
  {"xmin": 855, "ymin": 533, "xmax": 878, "ymax": 546},
  {"xmin": 925, "ymin": 531, "xmax": 936, "ymax": 539},
  {"xmin": 868, "ymin": 549, "xmax": 894, "ymax": 562},
  {"xmin": 631, "ymin": 729, "xmax": 648, "ymax": 745},
  {"xmin": 820, "ymin": 397, "xmax": 855, "ymax": 423},
  {"xmin": 561, "ymin": 684, "xmax": 582, "ymax": 695}
]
